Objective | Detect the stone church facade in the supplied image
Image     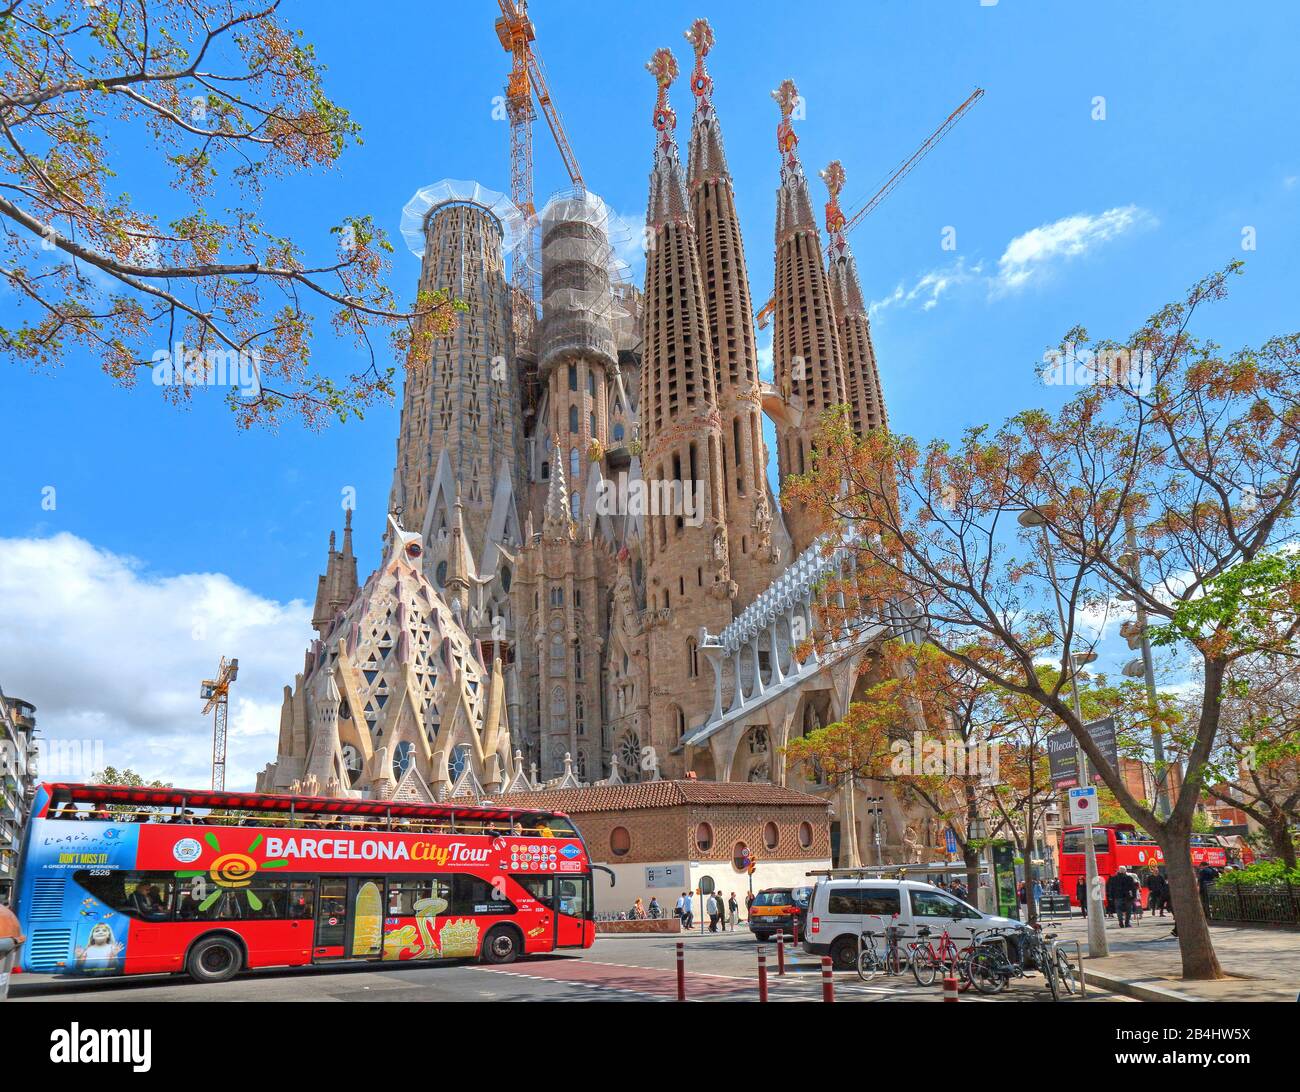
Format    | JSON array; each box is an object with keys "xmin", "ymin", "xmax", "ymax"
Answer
[{"xmin": 258, "ymin": 22, "xmax": 940, "ymax": 867}]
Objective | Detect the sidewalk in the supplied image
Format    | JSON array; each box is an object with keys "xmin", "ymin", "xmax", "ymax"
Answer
[{"xmin": 1046, "ymin": 910, "xmax": 1300, "ymax": 1002}]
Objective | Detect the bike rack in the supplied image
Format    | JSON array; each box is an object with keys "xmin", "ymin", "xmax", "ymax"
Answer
[{"xmin": 1057, "ymin": 938, "xmax": 1086, "ymax": 999}]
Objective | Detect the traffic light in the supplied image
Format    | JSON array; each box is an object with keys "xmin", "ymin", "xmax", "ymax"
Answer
[{"xmin": 739, "ymin": 848, "xmax": 754, "ymax": 873}]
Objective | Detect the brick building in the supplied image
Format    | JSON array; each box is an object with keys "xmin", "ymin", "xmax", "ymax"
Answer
[{"xmin": 492, "ymin": 779, "xmax": 832, "ymax": 916}]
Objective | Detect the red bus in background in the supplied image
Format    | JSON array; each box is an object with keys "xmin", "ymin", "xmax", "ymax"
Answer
[
  {"xmin": 14, "ymin": 783, "xmax": 601, "ymax": 983},
  {"xmin": 1059, "ymin": 824, "xmax": 1231, "ymax": 908}
]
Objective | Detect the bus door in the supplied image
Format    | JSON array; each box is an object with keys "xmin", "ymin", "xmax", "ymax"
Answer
[
  {"xmin": 554, "ymin": 875, "xmax": 591, "ymax": 948},
  {"xmin": 314, "ymin": 876, "xmax": 386, "ymax": 962}
]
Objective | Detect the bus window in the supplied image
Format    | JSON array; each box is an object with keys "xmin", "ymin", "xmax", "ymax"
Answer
[
  {"xmin": 75, "ymin": 870, "xmax": 175, "ymax": 921},
  {"xmin": 451, "ymin": 874, "xmax": 515, "ymax": 915},
  {"xmin": 1062, "ymin": 829, "xmax": 1111, "ymax": 855}
]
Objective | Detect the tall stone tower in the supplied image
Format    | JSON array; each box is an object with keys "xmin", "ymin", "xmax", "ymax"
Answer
[
  {"xmin": 513, "ymin": 190, "xmax": 620, "ymax": 781},
  {"xmin": 641, "ymin": 48, "xmax": 735, "ymax": 774},
  {"xmin": 823, "ymin": 161, "xmax": 887, "ymax": 438},
  {"xmin": 387, "ymin": 189, "xmax": 525, "ymax": 598},
  {"xmin": 685, "ymin": 20, "xmax": 783, "ymax": 606},
  {"xmin": 771, "ymin": 79, "xmax": 847, "ymax": 555}
]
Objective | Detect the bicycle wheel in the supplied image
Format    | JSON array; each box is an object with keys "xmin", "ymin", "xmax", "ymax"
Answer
[
  {"xmin": 968, "ymin": 948, "xmax": 1008, "ymax": 995},
  {"xmin": 911, "ymin": 946, "xmax": 938, "ymax": 987},
  {"xmin": 1054, "ymin": 948, "xmax": 1077, "ymax": 996},
  {"xmin": 1043, "ymin": 950, "xmax": 1061, "ymax": 1001},
  {"xmin": 856, "ymin": 940, "xmax": 880, "ymax": 982},
  {"xmin": 955, "ymin": 950, "xmax": 976, "ymax": 992}
]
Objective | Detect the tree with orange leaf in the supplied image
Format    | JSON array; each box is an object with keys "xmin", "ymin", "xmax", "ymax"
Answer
[
  {"xmin": 788, "ymin": 263, "xmax": 1300, "ymax": 979},
  {"xmin": 0, "ymin": 1, "xmax": 463, "ymax": 426}
]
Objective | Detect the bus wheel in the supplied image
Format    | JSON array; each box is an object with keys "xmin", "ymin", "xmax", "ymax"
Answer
[
  {"xmin": 187, "ymin": 935, "xmax": 242, "ymax": 984},
  {"xmin": 481, "ymin": 925, "xmax": 521, "ymax": 965}
]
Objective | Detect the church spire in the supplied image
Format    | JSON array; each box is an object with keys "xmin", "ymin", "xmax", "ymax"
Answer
[
  {"xmin": 542, "ymin": 444, "xmax": 571, "ymax": 540},
  {"xmin": 640, "ymin": 43, "xmax": 734, "ymax": 778},
  {"xmin": 771, "ymin": 78, "xmax": 848, "ymax": 555},
  {"xmin": 312, "ymin": 511, "xmax": 359, "ymax": 636},
  {"xmin": 645, "ymin": 48, "xmax": 690, "ymax": 230},
  {"xmin": 444, "ymin": 491, "xmax": 473, "ymax": 617},
  {"xmin": 685, "ymin": 19, "xmax": 780, "ymax": 601},
  {"xmin": 684, "ymin": 19, "xmax": 727, "ymax": 187},
  {"xmin": 823, "ymin": 160, "xmax": 887, "ymax": 436}
]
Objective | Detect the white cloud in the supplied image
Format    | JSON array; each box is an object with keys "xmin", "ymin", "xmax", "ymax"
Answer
[
  {"xmin": 870, "ymin": 257, "xmax": 984, "ymax": 316},
  {"xmin": 756, "ymin": 340, "xmax": 774, "ymax": 382},
  {"xmin": 869, "ymin": 207, "xmax": 1155, "ymax": 315},
  {"xmin": 0, "ymin": 533, "xmax": 311, "ymax": 791},
  {"xmin": 994, "ymin": 205, "xmax": 1155, "ymax": 293}
]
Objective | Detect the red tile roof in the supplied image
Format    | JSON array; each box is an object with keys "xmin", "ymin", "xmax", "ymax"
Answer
[{"xmin": 488, "ymin": 780, "xmax": 831, "ymax": 814}]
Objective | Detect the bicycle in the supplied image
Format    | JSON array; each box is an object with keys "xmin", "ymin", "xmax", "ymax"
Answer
[
  {"xmin": 855, "ymin": 915, "xmax": 905, "ymax": 981},
  {"xmin": 960, "ymin": 923, "xmax": 1075, "ymax": 999},
  {"xmin": 908, "ymin": 924, "xmax": 960, "ymax": 987}
]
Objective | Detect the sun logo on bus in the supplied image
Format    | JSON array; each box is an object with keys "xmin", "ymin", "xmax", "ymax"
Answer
[{"xmin": 175, "ymin": 832, "xmax": 288, "ymax": 913}]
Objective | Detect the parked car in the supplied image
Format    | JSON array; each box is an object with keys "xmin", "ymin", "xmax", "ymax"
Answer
[
  {"xmin": 748, "ymin": 886, "xmax": 812, "ymax": 941},
  {"xmin": 803, "ymin": 877, "xmax": 1022, "ymax": 970}
]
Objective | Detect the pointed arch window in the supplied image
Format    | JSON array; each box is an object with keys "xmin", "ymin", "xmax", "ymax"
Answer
[
  {"xmin": 570, "ymin": 446, "xmax": 580, "ymax": 481},
  {"xmin": 568, "ymin": 405, "xmax": 579, "ymax": 433},
  {"xmin": 687, "ymin": 637, "xmax": 699, "ymax": 678},
  {"xmin": 550, "ymin": 685, "xmax": 567, "ymax": 721},
  {"xmin": 575, "ymin": 693, "xmax": 585, "ymax": 735},
  {"xmin": 549, "ymin": 633, "xmax": 566, "ymax": 674}
]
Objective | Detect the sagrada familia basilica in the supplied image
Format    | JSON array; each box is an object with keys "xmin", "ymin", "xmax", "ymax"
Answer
[{"xmin": 258, "ymin": 21, "xmax": 928, "ymax": 865}]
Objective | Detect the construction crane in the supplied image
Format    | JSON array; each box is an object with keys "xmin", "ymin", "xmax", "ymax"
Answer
[
  {"xmin": 755, "ymin": 86, "xmax": 984, "ymax": 330},
  {"xmin": 200, "ymin": 657, "xmax": 238, "ymax": 791},
  {"xmin": 494, "ymin": 0, "xmax": 586, "ymax": 306}
]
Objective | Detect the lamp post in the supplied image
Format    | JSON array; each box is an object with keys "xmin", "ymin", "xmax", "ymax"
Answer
[
  {"xmin": 1119, "ymin": 509, "xmax": 1172, "ymax": 820},
  {"xmin": 1019, "ymin": 508, "xmax": 1109, "ymax": 957}
]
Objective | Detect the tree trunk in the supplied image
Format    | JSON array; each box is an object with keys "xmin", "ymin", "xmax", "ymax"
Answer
[
  {"xmin": 963, "ymin": 781, "xmax": 981, "ymax": 903},
  {"xmin": 1159, "ymin": 829, "xmax": 1224, "ymax": 980},
  {"xmin": 1266, "ymin": 821, "xmax": 1298, "ymax": 871}
]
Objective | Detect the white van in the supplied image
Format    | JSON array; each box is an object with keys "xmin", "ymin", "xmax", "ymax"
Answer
[{"xmin": 803, "ymin": 877, "xmax": 1023, "ymax": 970}]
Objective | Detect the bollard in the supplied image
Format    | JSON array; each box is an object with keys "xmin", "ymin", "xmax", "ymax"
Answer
[
  {"xmin": 942, "ymin": 973, "xmax": 959, "ymax": 1002},
  {"xmin": 676, "ymin": 941, "xmax": 685, "ymax": 1002},
  {"xmin": 776, "ymin": 932, "xmax": 786, "ymax": 976},
  {"xmin": 821, "ymin": 956, "xmax": 835, "ymax": 1002},
  {"xmin": 757, "ymin": 946, "xmax": 768, "ymax": 1002}
]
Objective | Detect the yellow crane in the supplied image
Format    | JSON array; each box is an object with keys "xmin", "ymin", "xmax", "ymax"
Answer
[
  {"xmin": 756, "ymin": 86, "xmax": 984, "ymax": 329},
  {"xmin": 200, "ymin": 657, "xmax": 239, "ymax": 791},
  {"xmin": 494, "ymin": 0, "xmax": 586, "ymax": 305}
]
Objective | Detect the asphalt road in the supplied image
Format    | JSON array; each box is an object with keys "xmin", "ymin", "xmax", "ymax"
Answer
[{"xmin": 9, "ymin": 929, "xmax": 1129, "ymax": 1003}]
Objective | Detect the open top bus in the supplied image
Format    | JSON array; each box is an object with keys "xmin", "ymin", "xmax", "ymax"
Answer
[{"xmin": 13, "ymin": 782, "xmax": 599, "ymax": 983}]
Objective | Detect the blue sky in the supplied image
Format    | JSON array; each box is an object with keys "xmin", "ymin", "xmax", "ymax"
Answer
[{"xmin": 1, "ymin": 0, "xmax": 1297, "ymax": 786}]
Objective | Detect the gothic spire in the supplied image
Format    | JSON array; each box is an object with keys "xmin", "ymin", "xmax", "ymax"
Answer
[
  {"xmin": 773, "ymin": 79, "xmax": 817, "ymax": 238},
  {"xmin": 685, "ymin": 19, "xmax": 728, "ymax": 188},
  {"xmin": 823, "ymin": 160, "xmax": 887, "ymax": 436},
  {"xmin": 645, "ymin": 48, "xmax": 690, "ymax": 229},
  {"xmin": 542, "ymin": 444, "xmax": 571, "ymax": 540}
]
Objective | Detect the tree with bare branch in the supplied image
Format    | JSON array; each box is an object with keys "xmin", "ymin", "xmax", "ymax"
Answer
[{"xmin": 0, "ymin": 0, "xmax": 462, "ymax": 426}]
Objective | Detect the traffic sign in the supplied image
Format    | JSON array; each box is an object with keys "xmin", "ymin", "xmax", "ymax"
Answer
[{"xmin": 1068, "ymin": 786, "xmax": 1099, "ymax": 825}]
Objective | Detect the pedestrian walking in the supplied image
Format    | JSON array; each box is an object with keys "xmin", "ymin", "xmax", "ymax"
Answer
[
  {"xmin": 745, "ymin": 890, "xmax": 754, "ymax": 920},
  {"xmin": 728, "ymin": 892, "xmax": 739, "ymax": 930},
  {"xmin": 1114, "ymin": 866, "xmax": 1139, "ymax": 927},
  {"xmin": 706, "ymin": 891, "xmax": 720, "ymax": 933},
  {"xmin": 675, "ymin": 891, "xmax": 686, "ymax": 925},
  {"xmin": 681, "ymin": 891, "xmax": 694, "ymax": 930},
  {"xmin": 1032, "ymin": 877, "xmax": 1044, "ymax": 919},
  {"xmin": 1075, "ymin": 876, "xmax": 1087, "ymax": 917}
]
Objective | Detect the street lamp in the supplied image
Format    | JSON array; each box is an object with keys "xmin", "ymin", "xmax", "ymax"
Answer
[
  {"xmin": 1119, "ymin": 509, "xmax": 1173, "ymax": 820},
  {"xmin": 1018, "ymin": 507, "xmax": 1109, "ymax": 958},
  {"xmin": 863, "ymin": 796, "xmax": 885, "ymax": 865}
]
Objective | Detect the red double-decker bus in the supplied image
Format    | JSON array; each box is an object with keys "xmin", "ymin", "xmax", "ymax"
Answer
[
  {"xmin": 1059, "ymin": 823, "xmax": 1230, "ymax": 908},
  {"xmin": 13, "ymin": 783, "xmax": 600, "ymax": 983}
]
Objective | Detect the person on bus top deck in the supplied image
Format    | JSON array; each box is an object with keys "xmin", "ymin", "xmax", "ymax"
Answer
[{"xmin": 512, "ymin": 820, "xmax": 525, "ymax": 835}]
